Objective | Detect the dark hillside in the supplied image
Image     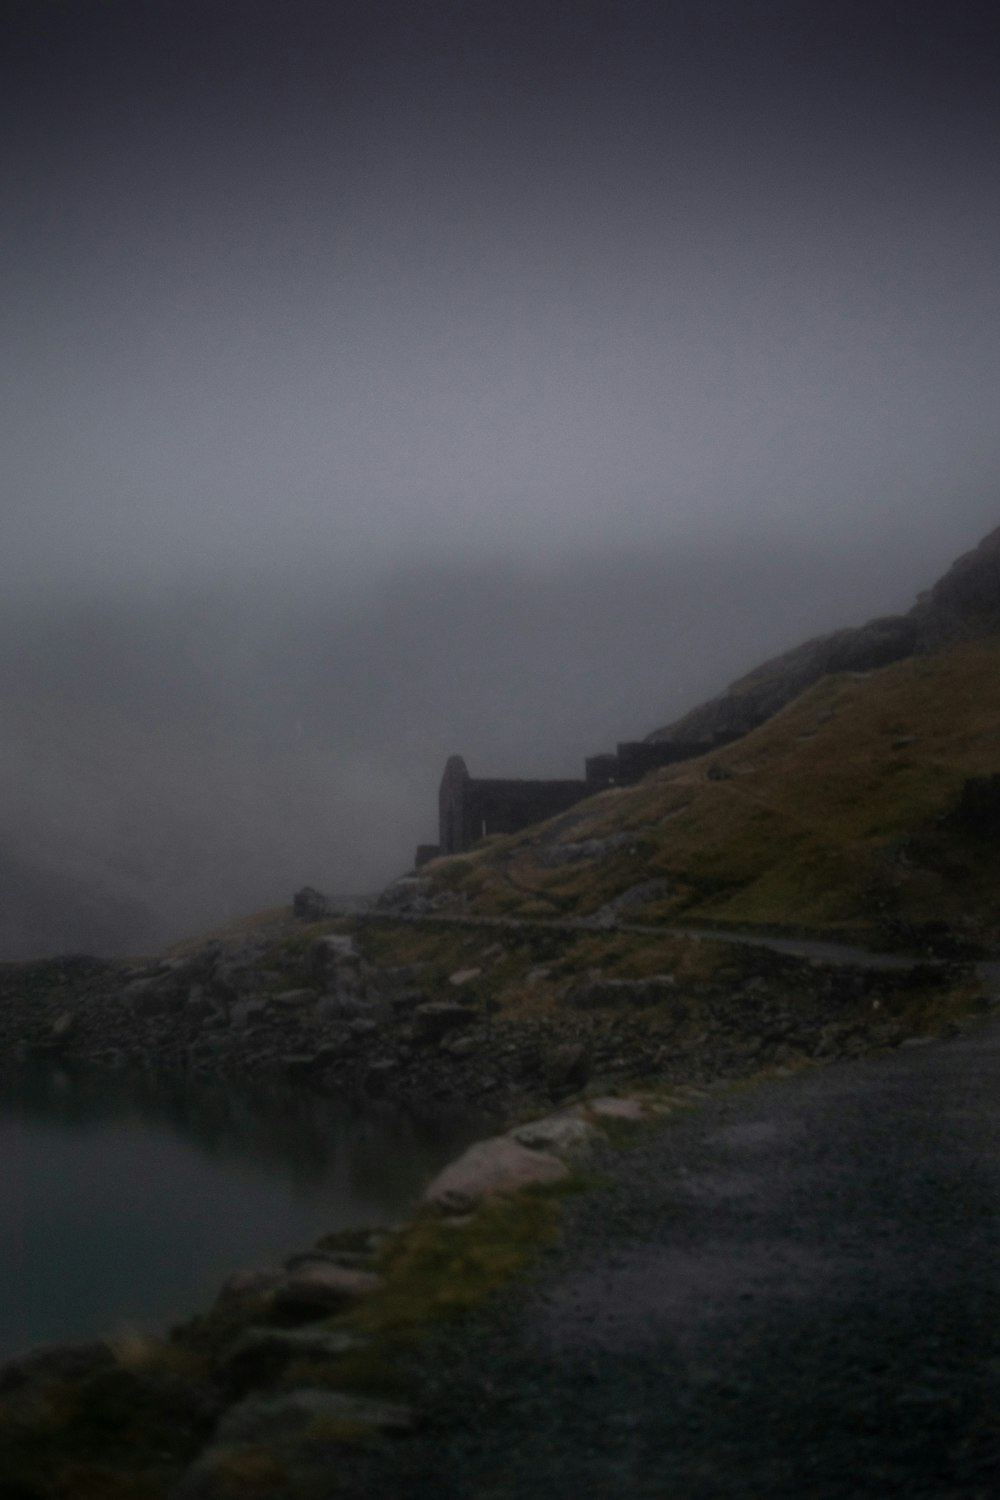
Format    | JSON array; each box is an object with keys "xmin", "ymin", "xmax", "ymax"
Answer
[{"xmin": 646, "ymin": 522, "xmax": 1000, "ymax": 749}]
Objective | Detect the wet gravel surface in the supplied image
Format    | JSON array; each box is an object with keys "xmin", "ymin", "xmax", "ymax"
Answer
[{"xmin": 347, "ymin": 1023, "xmax": 1000, "ymax": 1498}]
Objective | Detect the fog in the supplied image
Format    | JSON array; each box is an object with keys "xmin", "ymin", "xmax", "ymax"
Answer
[{"xmin": 2, "ymin": 1, "xmax": 999, "ymax": 955}]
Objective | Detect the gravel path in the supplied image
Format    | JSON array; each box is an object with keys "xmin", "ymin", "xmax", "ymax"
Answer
[{"xmin": 347, "ymin": 1021, "xmax": 1000, "ymax": 1498}]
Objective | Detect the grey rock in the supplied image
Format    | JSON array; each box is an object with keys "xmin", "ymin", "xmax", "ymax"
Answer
[
  {"xmin": 412, "ymin": 1001, "xmax": 475, "ymax": 1043},
  {"xmin": 423, "ymin": 1136, "xmax": 569, "ymax": 1213},
  {"xmin": 230, "ymin": 996, "xmax": 269, "ymax": 1027},
  {"xmin": 216, "ymin": 1386, "xmax": 414, "ymax": 1443},
  {"xmin": 444, "ymin": 1034, "xmax": 478, "ymax": 1057},
  {"xmin": 316, "ymin": 993, "xmax": 369, "ymax": 1021},
  {"xmin": 308, "ymin": 933, "xmax": 360, "ymax": 983},
  {"xmin": 510, "ymin": 1113, "xmax": 600, "ymax": 1158},
  {"xmin": 272, "ymin": 1261, "xmax": 382, "ymax": 1314},
  {"xmin": 81, "ymin": 1363, "xmax": 220, "ymax": 1434},
  {"xmin": 220, "ymin": 1325, "xmax": 365, "ymax": 1388},
  {"xmin": 273, "ymin": 988, "xmax": 317, "ymax": 1007},
  {"xmin": 588, "ymin": 880, "xmax": 672, "ymax": 927},
  {"xmin": 389, "ymin": 988, "xmax": 429, "ymax": 1013},
  {"xmin": 647, "ymin": 614, "xmax": 918, "ymax": 748},
  {"xmin": 562, "ymin": 975, "xmax": 680, "ymax": 1012},
  {"xmin": 535, "ymin": 833, "xmax": 634, "ymax": 868},
  {"xmin": 214, "ymin": 1267, "xmax": 283, "ymax": 1304},
  {"xmin": 0, "ymin": 1339, "xmax": 114, "ymax": 1393},
  {"xmin": 544, "ymin": 1041, "xmax": 591, "ymax": 1092},
  {"xmin": 281, "ymin": 1053, "xmax": 329, "ymax": 1080}
]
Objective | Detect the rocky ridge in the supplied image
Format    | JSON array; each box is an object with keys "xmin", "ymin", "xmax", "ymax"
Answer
[{"xmin": 647, "ymin": 521, "xmax": 1000, "ymax": 747}]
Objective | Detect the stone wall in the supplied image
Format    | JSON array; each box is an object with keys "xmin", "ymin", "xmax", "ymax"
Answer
[
  {"xmin": 423, "ymin": 732, "xmax": 732, "ymax": 864},
  {"xmin": 437, "ymin": 756, "xmax": 594, "ymax": 856},
  {"xmin": 585, "ymin": 737, "xmax": 736, "ymax": 785}
]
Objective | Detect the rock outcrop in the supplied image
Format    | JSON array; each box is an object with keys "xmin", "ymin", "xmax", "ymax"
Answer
[{"xmin": 647, "ymin": 522, "xmax": 1000, "ymax": 747}]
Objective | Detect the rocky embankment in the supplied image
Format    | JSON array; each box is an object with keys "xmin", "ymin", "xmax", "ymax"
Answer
[
  {"xmin": 0, "ymin": 899, "xmax": 994, "ymax": 1496},
  {"xmin": 0, "ymin": 908, "xmax": 978, "ymax": 1117},
  {"xmin": 648, "ymin": 520, "xmax": 1000, "ymax": 747}
]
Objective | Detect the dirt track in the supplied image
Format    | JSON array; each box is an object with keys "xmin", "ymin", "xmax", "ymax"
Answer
[{"xmin": 345, "ymin": 1020, "xmax": 1000, "ymax": 1498}]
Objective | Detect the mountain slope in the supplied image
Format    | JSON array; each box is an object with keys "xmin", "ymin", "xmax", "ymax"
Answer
[
  {"xmin": 425, "ymin": 634, "xmax": 1000, "ymax": 949},
  {"xmin": 646, "ymin": 522, "xmax": 1000, "ymax": 749}
]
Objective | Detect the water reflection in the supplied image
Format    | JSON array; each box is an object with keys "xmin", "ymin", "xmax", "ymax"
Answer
[{"xmin": 0, "ymin": 1065, "xmax": 489, "ymax": 1359}]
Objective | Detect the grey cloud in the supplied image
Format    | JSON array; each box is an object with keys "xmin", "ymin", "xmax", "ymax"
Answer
[
  {"xmin": 1, "ymin": 2, "xmax": 998, "ymax": 952},
  {"xmin": 0, "ymin": 524, "xmax": 981, "ymax": 956}
]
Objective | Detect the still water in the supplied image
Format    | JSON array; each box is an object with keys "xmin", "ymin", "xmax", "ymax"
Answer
[{"xmin": 0, "ymin": 1066, "xmax": 488, "ymax": 1360}]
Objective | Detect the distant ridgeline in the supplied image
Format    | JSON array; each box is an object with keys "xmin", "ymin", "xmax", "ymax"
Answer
[
  {"xmin": 415, "ymin": 734, "xmax": 736, "ymax": 866},
  {"xmin": 415, "ymin": 520, "xmax": 1000, "ymax": 868}
]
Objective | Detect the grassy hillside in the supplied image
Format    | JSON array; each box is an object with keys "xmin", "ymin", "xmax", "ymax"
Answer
[{"xmin": 423, "ymin": 637, "xmax": 1000, "ymax": 950}]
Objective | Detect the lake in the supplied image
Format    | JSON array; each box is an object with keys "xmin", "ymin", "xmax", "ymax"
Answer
[{"xmin": 0, "ymin": 1065, "xmax": 488, "ymax": 1360}]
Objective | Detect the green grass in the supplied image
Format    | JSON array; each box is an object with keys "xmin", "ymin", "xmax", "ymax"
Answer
[{"xmin": 421, "ymin": 638, "xmax": 1000, "ymax": 947}]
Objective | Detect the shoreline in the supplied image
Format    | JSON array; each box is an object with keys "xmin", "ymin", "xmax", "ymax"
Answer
[{"xmin": 0, "ymin": 914, "xmax": 994, "ymax": 1495}]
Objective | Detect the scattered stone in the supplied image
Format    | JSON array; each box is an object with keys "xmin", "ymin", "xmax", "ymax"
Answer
[
  {"xmin": 448, "ymin": 967, "xmax": 482, "ymax": 987},
  {"xmin": 582, "ymin": 1095, "xmax": 647, "ymax": 1121},
  {"xmin": 215, "ymin": 1268, "xmax": 283, "ymax": 1305},
  {"xmin": 364, "ymin": 1059, "xmax": 397, "ymax": 1092},
  {"xmin": 272, "ymin": 1261, "xmax": 382, "ymax": 1315},
  {"xmin": 444, "ymin": 1034, "xmax": 478, "ymax": 1058},
  {"xmin": 214, "ymin": 1386, "xmax": 415, "ymax": 1445},
  {"xmin": 273, "ymin": 989, "xmax": 317, "ymax": 1007},
  {"xmin": 544, "ymin": 1041, "xmax": 591, "ymax": 1093},
  {"xmin": 389, "ymin": 989, "xmax": 428, "ymax": 1013},
  {"xmin": 312, "ymin": 932, "xmax": 358, "ymax": 964},
  {"xmin": 535, "ymin": 833, "xmax": 634, "ymax": 868},
  {"xmin": 0, "ymin": 1339, "xmax": 114, "ymax": 1394},
  {"xmin": 562, "ymin": 975, "xmax": 679, "ymax": 1012},
  {"xmin": 588, "ymin": 880, "xmax": 673, "ymax": 928},
  {"xmin": 412, "ymin": 1001, "xmax": 475, "ymax": 1044},
  {"xmin": 175, "ymin": 1392, "xmax": 415, "ymax": 1498},
  {"xmin": 230, "ymin": 997, "xmax": 269, "ymax": 1027},
  {"xmin": 220, "ymin": 1326, "xmax": 366, "ymax": 1388}
]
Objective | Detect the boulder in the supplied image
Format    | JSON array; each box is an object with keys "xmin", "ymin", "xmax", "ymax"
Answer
[
  {"xmin": 220, "ymin": 1326, "xmax": 365, "ymax": 1389},
  {"xmin": 308, "ymin": 933, "xmax": 360, "ymax": 982},
  {"xmin": 0, "ymin": 1339, "xmax": 114, "ymax": 1394},
  {"xmin": 214, "ymin": 1387, "xmax": 414, "ymax": 1444},
  {"xmin": 411, "ymin": 1001, "xmax": 475, "ymax": 1043},
  {"xmin": 272, "ymin": 1261, "xmax": 382, "ymax": 1315},
  {"xmin": 582, "ymin": 1095, "xmax": 648, "ymax": 1121},
  {"xmin": 273, "ymin": 988, "xmax": 317, "ymax": 1007},
  {"xmin": 509, "ymin": 1113, "xmax": 600, "ymax": 1158},
  {"xmin": 544, "ymin": 1041, "xmax": 591, "ymax": 1092},
  {"xmin": 422, "ymin": 1135, "xmax": 569, "ymax": 1214},
  {"xmin": 230, "ymin": 996, "xmax": 269, "ymax": 1028},
  {"xmin": 448, "ymin": 967, "xmax": 482, "ymax": 987}
]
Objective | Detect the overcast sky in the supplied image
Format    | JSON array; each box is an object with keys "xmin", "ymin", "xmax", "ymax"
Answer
[{"xmin": 2, "ymin": 1, "xmax": 999, "ymax": 955}]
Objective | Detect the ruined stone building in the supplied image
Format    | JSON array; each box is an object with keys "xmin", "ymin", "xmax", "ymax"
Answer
[{"xmin": 415, "ymin": 734, "xmax": 735, "ymax": 867}]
